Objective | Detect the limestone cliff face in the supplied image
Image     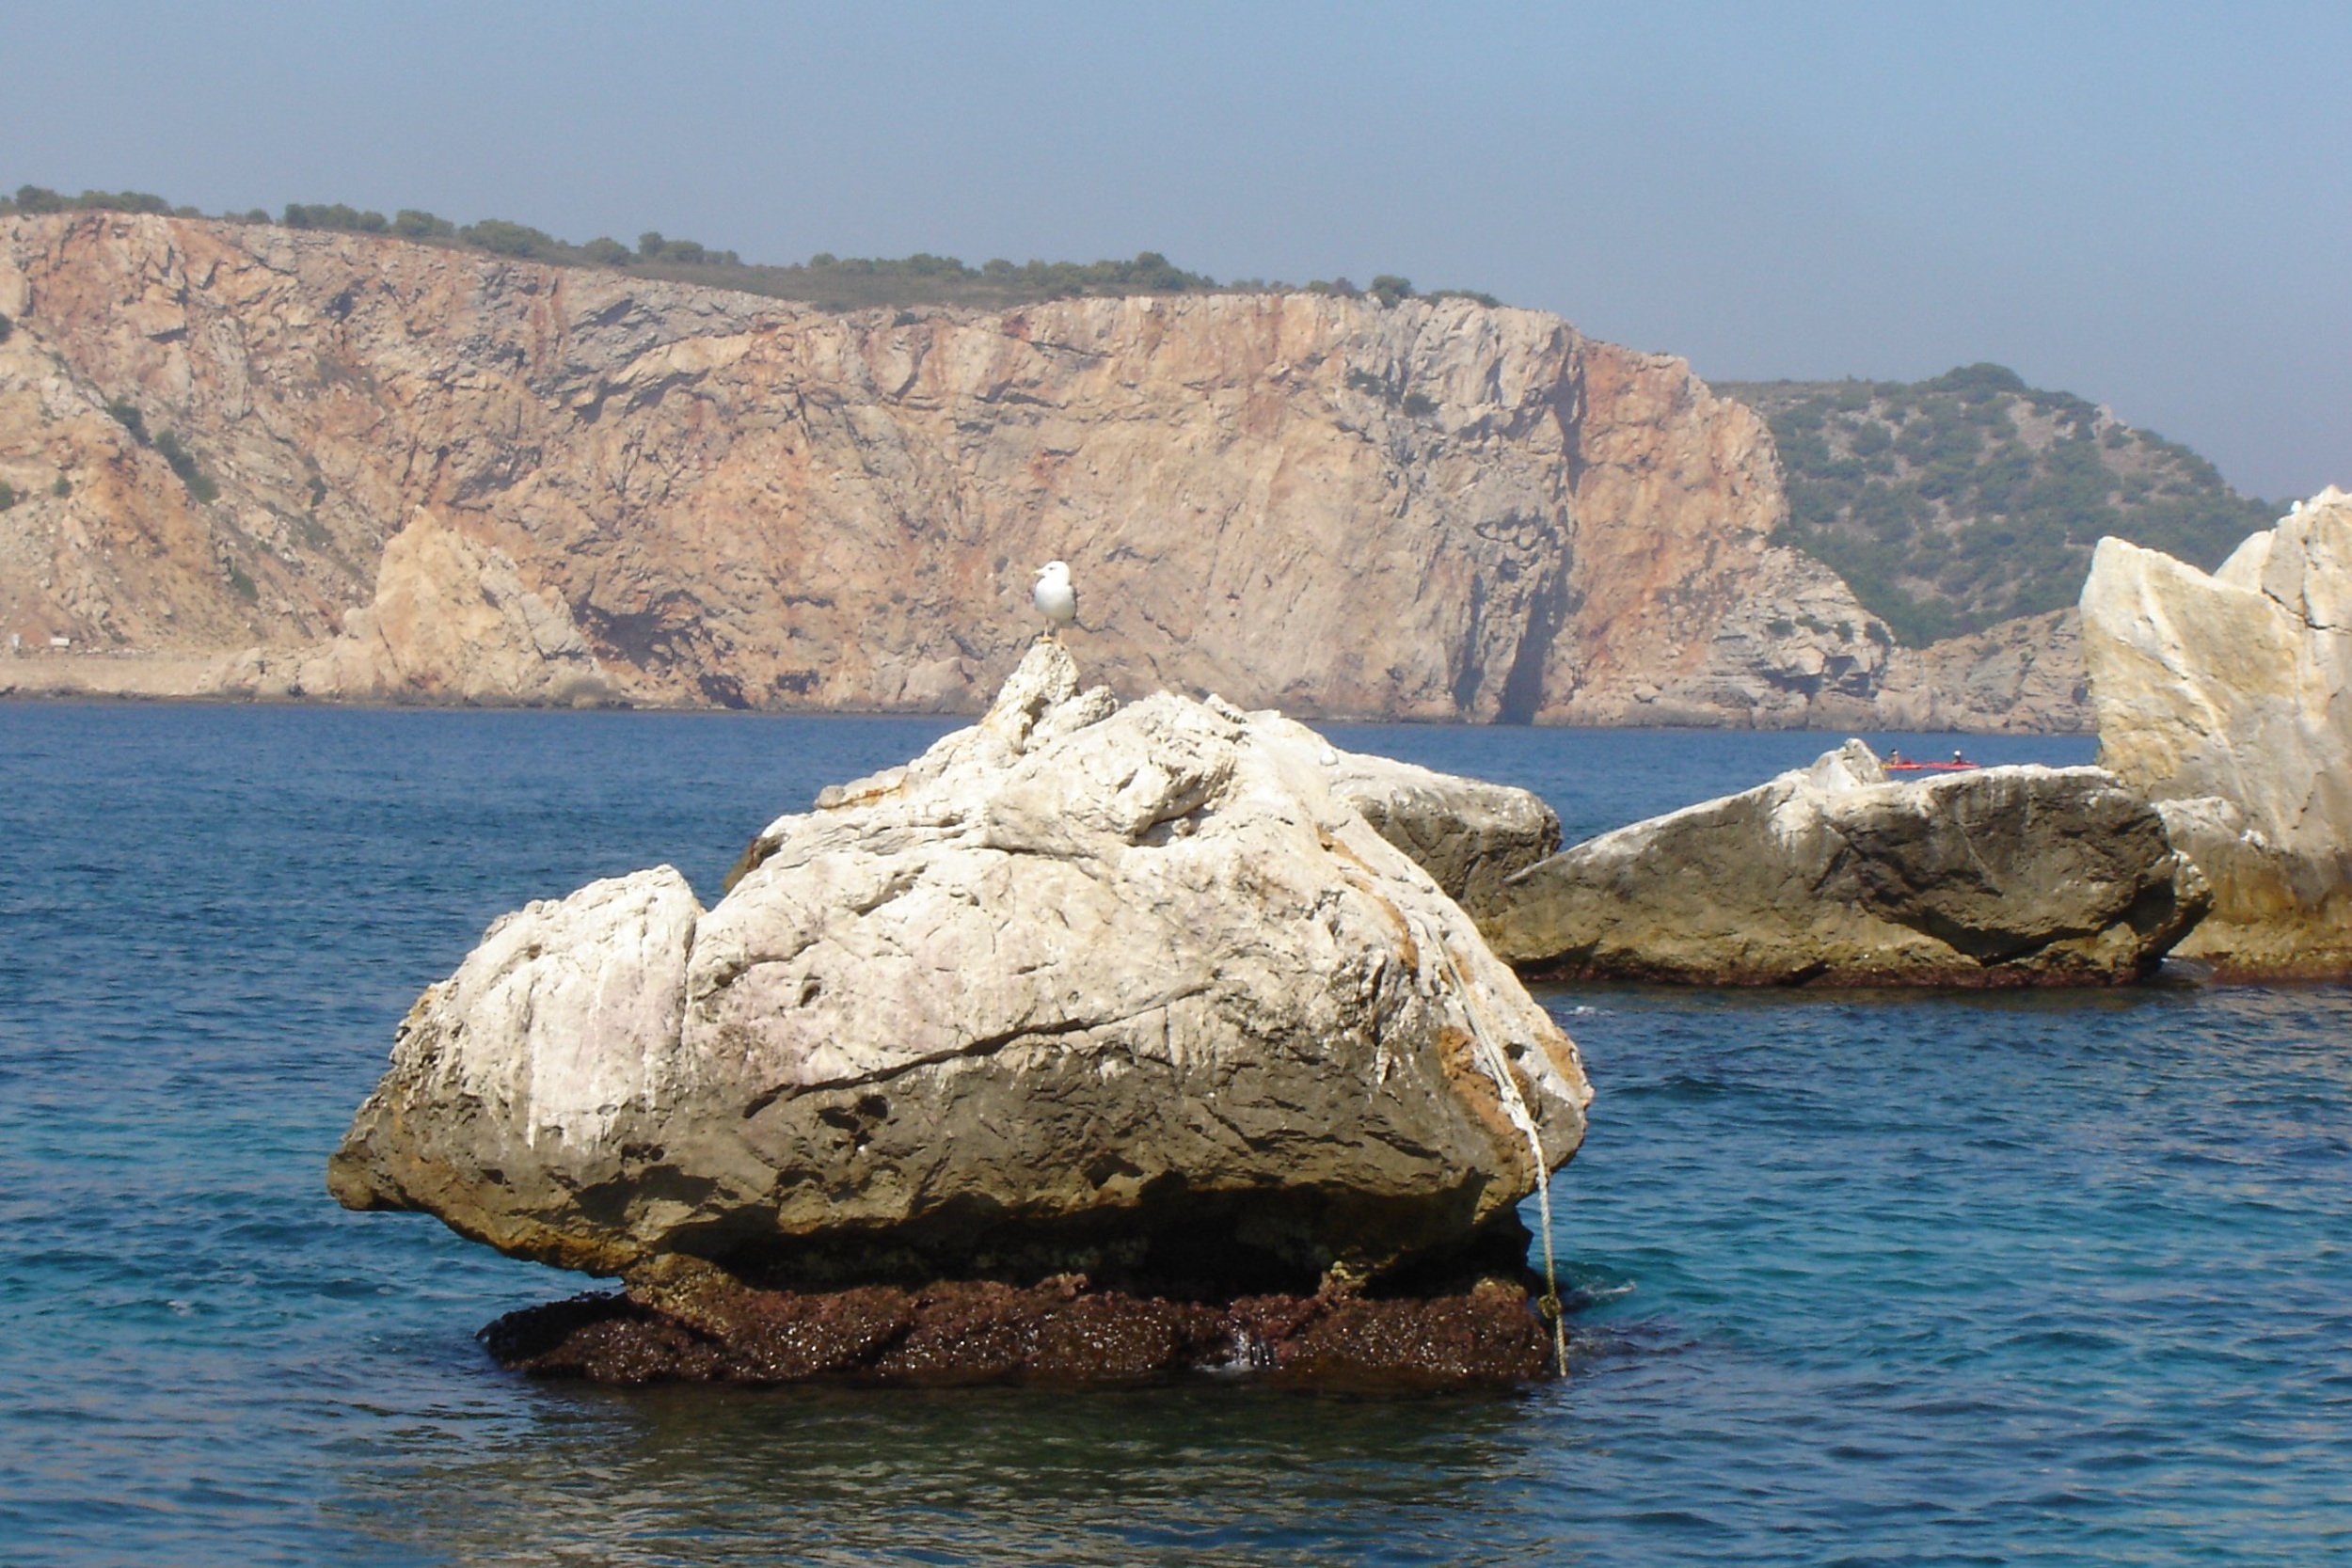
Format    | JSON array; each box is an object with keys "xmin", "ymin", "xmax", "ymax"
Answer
[
  {"xmin": 2080, "ymin": 489, "xmax": 2352, "ymax": 975},
  {"xmin": 1, "ymin": 211, "xmax": 2021, "ymax": 722}
]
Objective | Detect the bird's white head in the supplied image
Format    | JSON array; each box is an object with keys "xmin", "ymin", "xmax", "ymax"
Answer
[{"xmin": 1036, "ymin": 560, "xmax": 1070, "ymax": 582}]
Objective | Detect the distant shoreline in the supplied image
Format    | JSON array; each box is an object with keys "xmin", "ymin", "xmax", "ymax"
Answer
[{"xmin": 0, "ymin": 661, "xmax": 2090, "ymax": 737}]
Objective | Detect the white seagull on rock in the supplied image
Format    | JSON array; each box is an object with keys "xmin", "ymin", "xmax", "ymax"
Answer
[{"xmin": 1032, "ymin": 560, "xmax": 1077, "ymax": 643}]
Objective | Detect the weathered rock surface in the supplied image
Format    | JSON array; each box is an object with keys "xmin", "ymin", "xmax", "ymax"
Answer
[
  {"xmin": 723, "ymin": 708, "xmax": 1562, "ymax": 922},
  {"xmin": 2081, "ymin": 489, "xmax": 2352, "ymax": 975},
  {"xmin": 1315, "ymin": 739, "xmax": 1562, "ymax": 921},
  {"xmin": 330, "ymin": 644, "xmax": 1590, "ymax": 1319},
  {"xmin": 3, "ymin": 209, "xmax": 2040, "ymax": 726},
  {"xmin": 1484, "ymin": 741, "xmax": 2208, "ymax": 985}
]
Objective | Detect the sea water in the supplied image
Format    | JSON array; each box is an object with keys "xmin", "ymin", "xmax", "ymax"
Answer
[{"xmin": 2, "ymin": 704, "xmax": 2346, "ymax": 1566}]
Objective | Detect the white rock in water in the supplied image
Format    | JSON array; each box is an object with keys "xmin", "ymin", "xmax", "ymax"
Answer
[
  {"xmin": 1480, "ymin": 740, "xmax": 2207, "ymax": 985},
  {"xmin": 2080, "ymin": 485, "xmax": 2352, "ymax": 975},
  {"xmin": 330, "ymin": 641, "xmax": 1590, "ymax": 1292}
]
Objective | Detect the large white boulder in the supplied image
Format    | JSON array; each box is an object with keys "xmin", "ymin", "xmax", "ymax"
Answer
[
  {"xmin": 330, "ymin": 643, "xmax": 1590, "ymax": 1296},
  {"xmin": 2081, "ymin": 487, "xmax": 2352, "ymax": 975}
]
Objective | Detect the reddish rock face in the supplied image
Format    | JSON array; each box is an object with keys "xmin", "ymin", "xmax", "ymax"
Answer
[{"xmin": 0, "ymin": 210, "xmax": 2033, "ymax": 725}]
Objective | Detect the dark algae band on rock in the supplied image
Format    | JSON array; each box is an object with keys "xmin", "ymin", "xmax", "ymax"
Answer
[
  {"xmin": 483, "ymin": 1274, "xmax": 1554, "ymax": 1389},
  {"xmin": 330, "ymin": 643, "xmax": 1590, "ymax": 1386}
]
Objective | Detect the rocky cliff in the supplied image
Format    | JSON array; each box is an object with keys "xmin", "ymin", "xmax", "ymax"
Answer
[
  {"xmin": 2080, "ymin": 488, "xmax": 2352, "ymax": 975},
  {"xmin": 0, "ymin": 211, "xmax": 2069, "ymax": 725}
]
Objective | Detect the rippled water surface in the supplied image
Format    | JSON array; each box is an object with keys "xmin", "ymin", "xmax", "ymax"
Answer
[{"xmin": 4, "ymin": 705, "xmax": 2346, "ymax": 1565}]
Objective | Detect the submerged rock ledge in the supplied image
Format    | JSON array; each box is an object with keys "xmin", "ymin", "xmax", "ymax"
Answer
[{"xmin": 484, "ymin": 1272, "xmax": 1552, "ymax": 1388}]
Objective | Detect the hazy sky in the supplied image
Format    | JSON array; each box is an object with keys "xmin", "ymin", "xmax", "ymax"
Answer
[{"xmin": 7, "ymin": 2, "xmax": 2344, "ymax": 499}]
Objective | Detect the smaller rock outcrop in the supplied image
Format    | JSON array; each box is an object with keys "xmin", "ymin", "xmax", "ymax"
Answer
[
  {"xmin": 331, "ymin": 642, "xmax": 1588, "ymax": 1384},
  {"xmin": 2080, "ymin": 488, "xmax": 2352, "ymax": 976},
  {"xmin": 213, "ymin": 513, "xmax": 623, "ymax": 705},
  {"xmin": 1315, "ymin": 740, "xmax": 1562, "ymax": 922},
  {"xmin": 1484, "ymin": 742, "xmax": 2207, "ymax": 986}
]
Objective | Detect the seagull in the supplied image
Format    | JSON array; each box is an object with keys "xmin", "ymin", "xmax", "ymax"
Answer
[{"xmin": 1032, "ymin": 560, "xmax": 1077, "ymax": 643}]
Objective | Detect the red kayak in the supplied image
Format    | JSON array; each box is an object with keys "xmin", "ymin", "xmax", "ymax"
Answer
[{"xmin": 1884, "ymin": 758, "xmax": 1978, "ymax": 772}]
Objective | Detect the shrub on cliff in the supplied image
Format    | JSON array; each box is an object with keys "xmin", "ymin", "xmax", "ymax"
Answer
[
  {"xmin": 460, "ymin": 219, "xmax": 557, "ymax": 258},
  {"xmin": 93, "ymin": 190, "xmax": 173, "ymax": 214},
  {"xmin": 285, "ymin": 202, "xmax": 389, "ymax": 233},
  {"xmin": 0, "ymin": 481, "xmax": 14, "ymax": 511},
  {"xmin": 152, "ymin": 430, "xmax": 219, "ymax": 504},
  {"xmin": 1, "ymin": 177, "xmax": 1493, "ymax": 315},
  {"xmin": 8, "ymin": 185, "xmax": 172, "ymax": 217}
]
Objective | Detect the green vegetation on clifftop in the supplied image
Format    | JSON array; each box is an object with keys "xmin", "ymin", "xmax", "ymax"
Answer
[
  {"xmin": 1720, "ymin": 365, "xmax": 2275, "ymax": 645},
  {"xmin": 1, "ymin": 183, "xmax": 1493, "ymax": 312}
]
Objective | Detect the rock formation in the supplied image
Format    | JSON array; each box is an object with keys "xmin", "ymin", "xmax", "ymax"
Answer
[
  {"xmin": 1483, "ymin": 741, "xmax": 2208, "ymax": 986},
  {"xmin": 2080, "ymin": 489, "xmax": 2352, "ymax": 976},
  {"xmin": 216, "ymin": 510, "xmax": 620, "ymax": 705},
  {"xmin": 1314, "ymin": 739, "xmax": 1562, "ymax": 921},
  {"xmin": 330, "ymin": 643, "xmax": 1590, "ymax": 1381},
  {"xmin": 2, "ymin": 209, "xmax": 2056, "ymax": 726},
  {"xmin": 1875, "ymin": 610, "xmax": 2090, "ymax": 734}
]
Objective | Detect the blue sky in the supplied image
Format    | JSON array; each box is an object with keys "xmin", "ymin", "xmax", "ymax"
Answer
[{"xmin": 7, "ymin": 1, "xmax": 2344, "ymax": 498}]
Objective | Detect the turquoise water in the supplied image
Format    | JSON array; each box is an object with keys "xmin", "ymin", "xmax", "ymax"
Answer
[{"xmin": 3, "ymin": 705, "xmax": 2346, "ymax": 1565}]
